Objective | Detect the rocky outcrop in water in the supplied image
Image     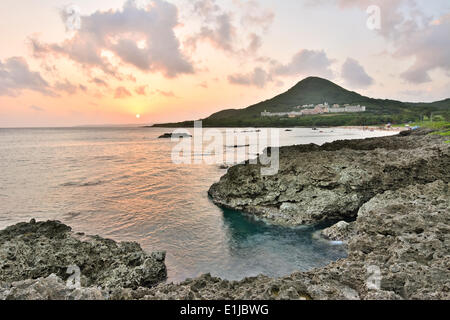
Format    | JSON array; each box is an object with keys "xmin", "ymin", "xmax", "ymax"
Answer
[
  {"xmin": 0, "ymin": 220, "xmax": 167, "ymax": 292},
  {"xmin": 1, "ymin": 130, "xmax": 448, "ymax": 300},
  {"xmin": 208, "ymin": 129, "xmax": 449, "ymax": 226},
  {"xmin": 10, "ymin": 179, "xmax": 440, "ymax": 301},
  {"xmin": 158, "ymin": 133, "xmax": 192, "ymax": 139},
  {"xmin": 142, "ymin": 180, "xmax": 450, "ymax": 300}
]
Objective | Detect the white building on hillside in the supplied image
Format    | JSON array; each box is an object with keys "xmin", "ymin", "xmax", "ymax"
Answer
[
  {"xmin": 261, "ymin": 104, "xmax": 367, "ymax": 117},
  {"xmin": 345, "ymin": 105, "xmax": 366, "ymax": 112}
]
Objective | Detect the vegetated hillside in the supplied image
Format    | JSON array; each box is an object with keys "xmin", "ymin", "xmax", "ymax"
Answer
[
  {"xmin": 154, "ymin": 77, "xmax": 450, "ymax": 127},
  {"xmin": 208, "ymin": 77, "xmax": 368, "ymax": 120}
]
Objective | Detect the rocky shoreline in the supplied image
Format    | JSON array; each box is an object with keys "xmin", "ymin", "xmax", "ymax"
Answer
[
  {"xmin": 0, "ymin": 220, "xmax": 167, "ymax": 299},
  {"xmin": 209, "ymin": 129, "xmax": 449, "ymax": 226},
  {"xmin": 1, "ymin": 129, "xmax": 449, "ymax": 300}
]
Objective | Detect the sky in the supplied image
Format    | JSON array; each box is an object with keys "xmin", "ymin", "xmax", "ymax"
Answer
[{"xmin": 0, "ymin": 0, "xmax": 449, "ymax": 127}]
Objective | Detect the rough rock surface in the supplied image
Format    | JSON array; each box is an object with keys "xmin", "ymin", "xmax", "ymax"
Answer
[
  {"xmin": 0, "ymin": 274, "xmax": 107, "ymax": 300},
  {"xmin": 142, "ymin": 181, "xmax": 450, "ymax": 300},
  {"xmin": 321, "ymin": 221, "xmax": 356, "ymax": 242},
  {"xmin": 208, "ymin": 130, "xmax": 450, "ymax": 226},
  {"xmin": 2, "ymin": 183, "xmax": 449, "ymax": 301},
  {"xmin": 1, "ymin": 131, "xmax": 449, "ymax": 300},
  {"xmin": 0, "ymin": 220, "xmax": 167, "ymax": 290}
]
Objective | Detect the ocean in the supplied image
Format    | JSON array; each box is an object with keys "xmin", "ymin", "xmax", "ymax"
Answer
[{"xmin": 0, "ymin": 126, "xmax": 396, "ymax": 282}]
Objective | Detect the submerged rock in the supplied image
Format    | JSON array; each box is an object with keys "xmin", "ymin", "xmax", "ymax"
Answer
[
  {"xmin": 208, "ymin": 129, "xmax": 450, "ymax": 226},
  {"xmin": 0, "ymin": 220, "xmax": 167, "ymax": 290}
]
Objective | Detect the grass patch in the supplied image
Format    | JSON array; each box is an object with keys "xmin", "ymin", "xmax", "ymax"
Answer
[{"xmin": 397, "ymin": 121, "xmax": 450, "ymax": 130}]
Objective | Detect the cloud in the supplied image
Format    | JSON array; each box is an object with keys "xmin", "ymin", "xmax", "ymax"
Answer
[
  {"xmin": 233, "ymin": 0, "xmax": 275, "ymax": 31},
  {"xmin": 90, "ymin": 77, "xmax": 108, "ymax": 87},
  {"xmin": 228, "ymin": 49, "xmax": 336, "ymax": 88},
  {"xmin": 29, "ymin": 105, "xmax": 44, "ymax": 112},
  {"xmin": 193, "ymin": 0, "xmax": 221, "ymax": 18},
  {"xmin": 32, "ymin": 0, "xmax": 194, "ymax": 79},
  {"xmin": 114, "ymin": 86, "xmax": 132, "ymax": 99},
  {"xmin": 135, "ymin": 85, "xmax": 148, "ymax": 96},
  {"xmin": 198, "ymin": 81, "xmax": 208, "ymax": 88},
  {"xmin": 273, "ymin": 49, "xmax": 335, "ymax": 78},
  {"xmin": 334, "ymin": 0, "xmax": 410, "ymax": 39},
  {"xmin": 155, "ymin": 89, "xmax": 177, "ymax": 98},
  {"xmin": 78, "ymin": 84, "xmax": 88, "ymax": 92},
  {"xmin": 189, "ymin": 12, "xmax": 236, "ymax": 52},
  {"xmin": 54, "ymin": 80, "xmax": 79, "ymax": 95},
  {"xmin": 397, "ymin": 19, "xmax": 450, "ymax": 83},
  {"xmin": 0, "ymin": 57, "xmax": 53, "ymax": 96},
  {"xmin": 188, "ymin": 0, "xmax": 274, "ymax": 55},
  {"xmin": 341, "ymin": 58, "xmax": 374, "ymax": 88},
  {"xmin": 400, "ymin": 68, "xmax": 431, "ymax": 84},
  {"xmin": 246, "ymin": 33, "xmax": 262, "ymax": 54},
  {"xmin": 228, "ymin": 67, "xmax": 272, "ymax": 88},
  {"xmin": 314, "ymin": 1, "xmax": 450, "ymax": 83}
]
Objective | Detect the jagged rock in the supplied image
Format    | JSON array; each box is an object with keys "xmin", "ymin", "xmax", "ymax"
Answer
[
  {"xmin": 1, "ymin": 181, "xmax": 448, "ymax": 300},
  {"xmin": 208, "ymin": 130, "xmax": 450, "ymax": 225},
  {"xmin": 0, "ymin": 220, "xmax": 167, "ymax": 290},
  {"xmin": 321, "ymin": 221, "xmax": 356, "ymax": 242},
  {"xmin": 1, "ymin": 131, "xmax": 448, "ymax": 300},
  {"xmin": 141, "ymin": 181, "xmax": 450, "ymax": 300},
  {"xmin": 0, "ymin": 274, "xmax": 107, "ymax": 300}
]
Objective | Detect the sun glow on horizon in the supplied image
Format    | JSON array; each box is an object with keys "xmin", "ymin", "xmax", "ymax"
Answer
[{"xmin": 0, "ymin": 0, "xmax": 448, "ymax": 128}]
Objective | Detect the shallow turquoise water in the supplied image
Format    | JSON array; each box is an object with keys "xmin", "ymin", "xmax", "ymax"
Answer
[{"xmin": 0, "ymin": 127, "xmax": 395, "ymax": 282}]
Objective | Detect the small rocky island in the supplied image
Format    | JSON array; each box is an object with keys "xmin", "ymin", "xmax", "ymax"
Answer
[
  {"xmin": 158, "ymin": 133, "xmax": 192, "ymax": 139},
  {"xmin": 1, "ymin": 129, "xmax": 448, "ymax": 300}
]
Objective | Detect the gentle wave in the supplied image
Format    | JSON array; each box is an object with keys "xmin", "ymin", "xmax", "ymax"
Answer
[
  {"xmin": 0, "ymin": 127, "xmax": 396, "ymax": 282},
  {"xmin": 60, "ymin": 180, "xmax": 106, "ymax": 187}
]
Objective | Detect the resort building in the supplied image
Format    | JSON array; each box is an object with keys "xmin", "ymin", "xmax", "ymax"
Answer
[
  {"xmin": 344, "ymin": 105, "xmax": 366, "ymax": 112},
  {"xmin": 261, "ymin": 103, "xmax": 367, "ymax": 118}
]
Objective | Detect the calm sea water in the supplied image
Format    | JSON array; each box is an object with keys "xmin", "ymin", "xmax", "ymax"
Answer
[{"xmin": 0, "ymin": 127, "xmax": 396, "ymax": 283}]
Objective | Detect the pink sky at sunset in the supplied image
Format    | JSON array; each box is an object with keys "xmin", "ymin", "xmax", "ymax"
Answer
[{"xmin": 0, "ymin": 0, "xmax": 449, "ymax": 127}]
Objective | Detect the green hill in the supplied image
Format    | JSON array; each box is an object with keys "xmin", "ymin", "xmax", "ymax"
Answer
[{"xmin": 154, "ymin": 77, "xmax": 450, "ymax": 127}]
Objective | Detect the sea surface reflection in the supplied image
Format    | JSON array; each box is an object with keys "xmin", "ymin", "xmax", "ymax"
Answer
[{"xmin": 0, "ymin": 127, "xmax": 396, "ymax": 282}]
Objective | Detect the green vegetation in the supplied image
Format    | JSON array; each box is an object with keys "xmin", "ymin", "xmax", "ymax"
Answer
[
  {"xmin": 418, "ymin": 121, "xmax": 450, "ymax": 143},
  {"xmin": 154, "ymin": 77, "xmax": 450, "ymax": 128},
  {"xmin": 401, "ymin": 121, "xmax": 450, "ymax": 130},
  {"xmin": 430, "ymin": 128, "xmax": 450, "ymax": 136}
]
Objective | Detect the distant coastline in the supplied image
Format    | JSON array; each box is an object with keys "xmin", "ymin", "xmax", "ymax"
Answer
[
  {"xmin": 152, "ymin": 77, "xmax": 449, "ymax": 129},
  {"xmin": 149, "ymin": 123, "xmax": 407, "ymax": 132}
]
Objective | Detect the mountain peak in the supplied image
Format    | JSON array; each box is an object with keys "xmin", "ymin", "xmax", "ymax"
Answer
[
  {"xmin": 154, "ymin": 74, "xmax": 449, "ymax": 127},
  {"xmin": 293, "ymin": 77, "xmax": 340, "ymax": 89},
  {"xmin": 299, "ymin": 76, "xmax": 330, "ymax": 82}
]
